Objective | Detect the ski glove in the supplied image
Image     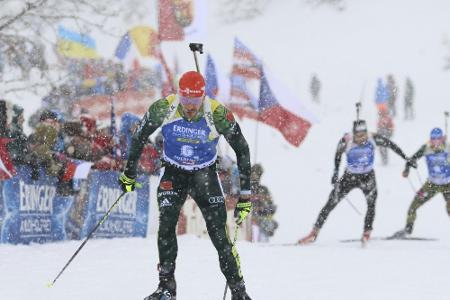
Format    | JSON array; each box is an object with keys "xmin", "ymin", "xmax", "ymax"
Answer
[
  {"xmin": 331, "ymin": 169, "xmax": 339, "ymax": 185},
  {"xmin": 118, "ymin": 173, "xmax": 141, "ymax": 192},
  {"xmin": 234, "ymin": 197, "xmax": 252, "ymax": 225},
  {"xmin": 405, "ymin": 158, "xmax": 417, "ymax": 169}
]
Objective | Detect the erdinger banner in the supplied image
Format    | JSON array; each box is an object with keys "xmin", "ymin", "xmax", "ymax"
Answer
[
  {"xmin": 81, "ymin": 171, "xmax": 149, "ymax": 239},
  {"xmin": 0, "ymin": 167, "xmax": 73, "ymax": 244}
]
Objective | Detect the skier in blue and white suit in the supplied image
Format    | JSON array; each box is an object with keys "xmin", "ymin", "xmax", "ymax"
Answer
[
  {"xmin": 392, "ymin": 127, "xmax": 450, "ymax": 238},
  {"xmin": 299, "ymin": 120, "xmax": 412, "ymax": 244}
]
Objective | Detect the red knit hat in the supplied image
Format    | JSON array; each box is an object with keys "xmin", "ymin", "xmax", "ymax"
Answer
[{"xmin": 179, "ymin": 71, "xmax": 205, "ymax": 97}]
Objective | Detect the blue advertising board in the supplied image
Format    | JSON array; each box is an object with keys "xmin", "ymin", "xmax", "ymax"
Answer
[
  {"xmin": 0, "ymin": 166, "xmax": 73, "ymax": 244},
  {"xmin": 0, "ymin": 168, "xmax": 150, "ymax": 244},
  {"xmin": 81, "ymin": 171, "xmax": 149, "ymax": 239}
]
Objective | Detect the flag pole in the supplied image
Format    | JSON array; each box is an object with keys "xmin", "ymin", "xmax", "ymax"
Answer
[
  {"xmin": 253, "ymin": 109, "xmax": 260, "ymax": 164},
  {"xmin": 155, "ymin": 39, "xmax": 175, "ymax": 94},
  {"xmin": 253, "ymin": 65, "xmax": 263, "ymax": 165}
]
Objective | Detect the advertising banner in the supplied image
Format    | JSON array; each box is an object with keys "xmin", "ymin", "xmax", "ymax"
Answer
[
  {"xmin": 81, "ymin": 171, "xmax": 149, "ymax": 239},
  {"xmin": 0, "ymin": 168, "xmax": 150, "ymax": 244},
  {"xmin": 0, "ymin": 167, "xmax": 73, "ymax": 244}
]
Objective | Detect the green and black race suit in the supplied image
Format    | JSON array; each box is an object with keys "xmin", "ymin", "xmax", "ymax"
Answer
[
  {"xmin": 402, "ymin": 142, "xmax": 450, "ymax": 233},
  {"xmin": 123, "ymin": 94, "xmax": 251, "ymax": 284},
  {"xmin": 124, "ymin": 94, "xmax": 251, "ymax": 192},
  {"xmin": 406, "ymin": 143, "xmax": 450, "ymax": 185}
]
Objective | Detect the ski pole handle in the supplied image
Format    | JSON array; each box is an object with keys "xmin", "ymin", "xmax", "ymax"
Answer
[
  {"xmin": 356, "ymin": 102, "xmax": 362, "ymax": 121},
  {"xmin": 189, "ymin": 43, "xmax": 203, "ymax": 73}
]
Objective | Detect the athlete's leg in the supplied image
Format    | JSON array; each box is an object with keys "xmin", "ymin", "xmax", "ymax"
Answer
[
  {"xmin": 360, "ymin": 171, "xmax": 378, "ymax": 232},
  {"xmin": 405, "ymin": 181, "xmax": 437, "ymax": 233},
  {"xmin": 190, "ymin": 165, "xmax": 244, "ymax": 284},
  {"xmin": 157, "ymin": 166, "xmax": 188, "ymax": 270},
  {"xmin": 314, "ymin": 172, "xmax": 358, "ymax": 230},
  {"xmin": 441, "ymin": 183, "xmax": 450, "ymax": 217}
]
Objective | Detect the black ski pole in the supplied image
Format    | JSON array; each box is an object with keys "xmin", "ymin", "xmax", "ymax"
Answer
[
  {"xmin": 334, "ymin": 181, "xmax": 361, "ymax": 216},
  {"xmin": 355, "ymin": 102, "xmax": 362, "ymax": 121},
  {"xmin": 223, "ymin": 225, "xmax": 240, "ymax": 300},
  {"xmin": 189, "ymin": 43, "xmax": 203, "ymax": 73},
  {"xmin": 406, "ymin": 176, "xmax": 417, "ymax": 192},
  {"xmin": 414, "ymin": 169, "xmax": 424, "ymax": 186},
  {"xmin": 48, "ymin": 191, "xmax": 126, "ymax": 287},
  {"xmin": 344, "ymin": 197, "xmax": 362, "ymax": 216}
]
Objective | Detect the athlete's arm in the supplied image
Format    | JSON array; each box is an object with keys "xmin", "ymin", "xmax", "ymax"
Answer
[
  {"xmin": 334, "ymin": 136, "xmax": 347, "ymax": 171},
  {"xmin": 124, "ymin": 99, "xmax": 168, "ymax": 178},
  {"xmin": 373, "ymin": 133, "xmax": 407, "ymax": 159},
  {"xmin": 214, "ymin": 105, "xmax": 251, "ymax": 193},
  {"xmin": 410, "ymin": 144, "xmax": 426, "ymax": 161},
  {"xmin": 403, "ymin": 144, "xmax": 426, "ymax": 173}
]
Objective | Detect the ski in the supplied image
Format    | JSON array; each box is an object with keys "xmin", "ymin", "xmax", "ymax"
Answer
[
  {"xmin": 340, "ymin": 236, "xmax": 438, "ymax": 243},
  {"xmin": 260, "ymin": 242, "xmax": 301, "ymax": 247}
]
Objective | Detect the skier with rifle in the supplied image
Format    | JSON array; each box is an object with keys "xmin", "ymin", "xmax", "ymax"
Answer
[
  {"xmin": 298, "ymin": 104, "xmax": 412, "ymax": 245},
  {"xmin": 118, "ymin": 69, "xmax": 252, "ymax": 299},
  {"xmin": 392, "ymin": 126, "xmax": 450, "ymax": 238}
]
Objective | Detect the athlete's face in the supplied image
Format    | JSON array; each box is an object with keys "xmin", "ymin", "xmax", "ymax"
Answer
[
  {"xmin": 430, "ymin": 137, "xmax": 445, "ymax": 149},
  {"xmin": 180, "ymin": 95, "xmax": 204, "ymax": 119},
  {"xmin": 354, "ymin": 131, "xmax": 368, "ymax": 144}
]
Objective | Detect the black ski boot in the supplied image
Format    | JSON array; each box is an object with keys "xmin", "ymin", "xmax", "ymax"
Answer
[
  {"xmin": 229, "ymin": 280, "xmax": 252, "ymax": 300},
  {"xmin": 144, "ymin": 263, "xmax": 176, "ymax": 300}
]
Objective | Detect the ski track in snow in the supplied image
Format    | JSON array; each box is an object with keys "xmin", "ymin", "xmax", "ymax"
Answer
[{"xmin": 1, "ymin": 237, "xmax": 450, "ymax": 299}]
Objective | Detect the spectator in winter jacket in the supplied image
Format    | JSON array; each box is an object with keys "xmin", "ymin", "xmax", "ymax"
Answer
[
  {"xmin": 91, "ymin": 126, "xmax": 122, "ymax": 171},
  {"xmin": 0, "ymin": 100, "xmax": 9, "ymax": 137},
  {"xmin": 375, "ymin": 78, "xmax": 389, "ymax": 109},
  {"xmin": 377, "ymin": 105, "xmax": 394, "ymax": 165},
  {"xmin": 27, "ymin": 118, "xmax": 62, "ymax": 179},
  {"xmin": 386, "ymin": 74, "xmax": 397, "ymax": 117},
  {"xmin": 34, "ymin": 109, "xmax": 65, "ymax": 154},
  {"xmin": 404, "ymin": 77, "xmax": 415, "ymax": 120},
  {"xmin": 250, "ymin": 163, "xmax": 278, "ymax": 242},
  {"xmin": 0, "ymin": 100, "xmax": 16, "ymax": 179},
  {"xmin": 65, "ymin": 114, "xmax": 96, "ymax": 161},
  {"xmin": 120, "ymin": 112, "xmax": 141, "ymax": 160},
  {"xmin": 310, "ymin": 74, "xmax": 321, "ymax": 103},
  {"xmin": 7, "ymin": 104, "xmax": 29, "ymax": 166}
]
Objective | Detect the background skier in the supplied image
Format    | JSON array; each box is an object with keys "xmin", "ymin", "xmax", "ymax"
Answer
[
  {"xmin": 376, "ymin": 105, "xmax": 394, "ymax": 165},
  {"xmin": 404, "ymin": 77, "xmax": 415, "ymax": 120},
  {"xmin": 298, "ymin": 119, "xmax": 411, "ymax": 245},
  {"xmin": 392, "ymin": 127, "xmax": 450, "ymax": 238}
]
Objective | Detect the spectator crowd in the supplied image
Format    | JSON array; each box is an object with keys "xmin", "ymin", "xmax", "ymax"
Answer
[
  {"xmin": 0, "ymin": 99, "xmax": 161, "ymax": 195},
  {"xmin": 0, "ymin": 52, "xmax": 278, "ymax": 241},
  {"xmin": 0, "ymin": 97, "xmax": 278, "ymax": 241}
]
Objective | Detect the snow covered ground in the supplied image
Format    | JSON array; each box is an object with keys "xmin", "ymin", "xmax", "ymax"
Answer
[
  {"xmin": 1, "ymin": 236, "xmax": 450, "ymax": 300},
  {"xmin": 2, "ymin": 0, "xmax": 450, "ymax": 299}
]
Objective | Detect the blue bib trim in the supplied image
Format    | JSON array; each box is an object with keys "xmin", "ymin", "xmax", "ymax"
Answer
[
  {"xmin": 346, "ymin": 140, "xmax": 375, "ymax": 174},
  {"xmin": 162, "ymin": 117, "xmax": 219, "ymax": 170},
  {"xmin": 425, "ymin": 151, "xmax": 450, "ymax": 185}
]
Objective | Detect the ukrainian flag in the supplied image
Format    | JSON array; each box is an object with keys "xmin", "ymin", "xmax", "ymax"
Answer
[
  {"xmin": 57, "ymin": 25, "xmax": 98, "ymax": 59},
  {"xmin": 115, "ymin": 26, "xmax": 159, "ymax": 60}
]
